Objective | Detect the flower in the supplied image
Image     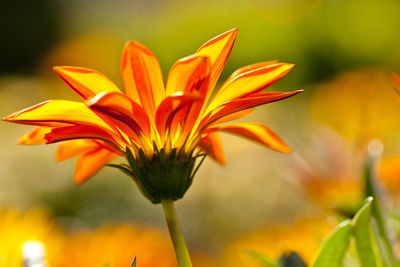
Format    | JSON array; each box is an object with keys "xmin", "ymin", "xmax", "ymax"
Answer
[
  {"xmin": 4, "ymin": 29, "xmax": 301, "ymax": 203},
  {"xmin": 53, "ymin": 224, "xmax": 178, "ymax": 267},
  {"xmin": 0, "ymin": 208, "xmax": 65, "ymax": 266}
]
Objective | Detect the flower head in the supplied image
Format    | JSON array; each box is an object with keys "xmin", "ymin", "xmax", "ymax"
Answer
[{"xmin": 4, "ymin": 29, "xmax": 301, "ymax": 203}]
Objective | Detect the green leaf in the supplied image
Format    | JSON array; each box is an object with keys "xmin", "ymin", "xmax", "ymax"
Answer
[
  {"xmin": 352, "ymin": 197, "xmax": 383, "ymax": 267},
  {"xmin": 363, "ymin": 149, "xmax": 395, "ymax": 266},
  {"xmin": 311, "ymin": 220, "xmax": 353, "ymax": 267},
  {"xmin": 245, "ymin": 250, "xmax": 277, "ymax": 267}
]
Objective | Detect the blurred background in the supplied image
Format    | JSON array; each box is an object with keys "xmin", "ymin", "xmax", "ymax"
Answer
[{"xmin": 2, "ymin": 0, "xmax": 400, "ymax": 266}]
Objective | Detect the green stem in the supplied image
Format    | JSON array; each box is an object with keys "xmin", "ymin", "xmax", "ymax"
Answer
[{"xmin": 161, "ymin": 199, "xmax": 193, "ymax": 267}]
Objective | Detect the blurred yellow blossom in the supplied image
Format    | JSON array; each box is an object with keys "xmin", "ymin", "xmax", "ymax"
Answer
[
  {"xmin": 310, "ymin": 68, "xmax": 400, "ymax": 150},
  {"xmin": 54, "ymin": 224, "xmax": 177, "ymax": 267},
  {"xmin": 221, "ymin": 217, "xmax": 335, "ymax": 266},
  {"xmin": 0, "ymin": 208, "xmax": 65, "ymax": 267}
]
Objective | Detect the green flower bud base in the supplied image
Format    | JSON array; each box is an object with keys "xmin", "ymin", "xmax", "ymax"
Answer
[{"xmin": 108, "ymin": 146, "xmax": 206, "ymax": 204}]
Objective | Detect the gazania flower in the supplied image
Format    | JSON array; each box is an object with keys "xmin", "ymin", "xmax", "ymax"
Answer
[
  {"xmin": 4, "ymin": 29, "xmax": 300, "ymax": 266},
  {"xmin": 4, "ymin": 29, "xmax": 300, "ymax": 203}
]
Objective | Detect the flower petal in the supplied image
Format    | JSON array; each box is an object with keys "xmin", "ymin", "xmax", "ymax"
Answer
[
  {"xmin": 199, "ymin": 132, "xmax": 226, "ymax": 164},
  {"xmin": 165, "ymin": 55, "xmax": 211, "ymax": 143},
  {"xmin": 87, "ymin": 92, "xmax": 151, "ymax": 137},
  {"xmin": 196, "ymin": 28, "xmax": 238, "ymax": 92},
  {"xmin": 3, "ymin": 100, "xmax": 113, "ymax": 131},
  {"xmin": 53, "ymin": 66, "xmax": 121, "ymax": 100},
  {"xmin": 18, "ymin": 127, "xmax": 52, "ymax": 144},
  {"xmin": 223, "ymin": 61, "xmax": 278, "ymax": 85},
  {"xmin": 121, "ymin": 41, "xmax": 165, "ymax": 115},
  {"xmin": 200, "ymin": 90, "xmax": 303, "ymax": 130},
  {"xmin": 74, "ymin": 147, "xmax": 118, "ymax": 184},
  {"xmin": 56, "ymin": 140, "xmax": 100, "ymax": 162},
  {"xmin": 205, "ymin": 123, "xmax": 291, "ymax": 153},
  {"xmin": 211, "ymin": 109, "xmax": 254, "ymax": 125},
  {"xmin": 166, "ymin": 55, "xmax": 211, "ymax": 96},
  {"xmin": 45, "ymin": 125, "xmax": 120, "ymax": 150},
  {"xmin": 155, "ymin": 92, "xmax": 202, "ymax": 138},
  {"xmin": 206, "ymin": 63, "xmax": 294, "ymax": 112}
]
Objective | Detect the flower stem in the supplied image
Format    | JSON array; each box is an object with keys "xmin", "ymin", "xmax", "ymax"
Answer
[{"xmin": 161, "ymin": 199, "xmax": 192, "ymax": 267}]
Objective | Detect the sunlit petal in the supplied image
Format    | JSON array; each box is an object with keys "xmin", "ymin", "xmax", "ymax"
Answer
[
  {"xmin": 3, "ymin": 100, "xmax": 113, "ymax": 132},
  {"xmin": 87, "ymin": 92, "xmax": 151, "ymax": 137},
  {"xmin": 166, "ymin": 55, "xmax": 211, "ymax": 96},
  {"xmin": 121, "ymin": 41, "xmax": 165, "ymax": 115},
  {"xmin": 207, "ymin": 63, "xmax": 294, "ymax": 112},
  {"xmin": 74, "ymin": 148, "xmax": 118, "ymax": 184},
  {"xmin": 53, "ymin": 66, "xmax": 121, "ymax": 100},
  {"xmin": 201, "ymin": 90, "xmax": 303, "ymax": 130},
  {"xmin": 199, "ymin": 132, "xmax": 226, "ymax": 164},
  {"xmin": 206, "ymin": 123, "xmax": 291, "ymax": 153},
  {"xmin": 56, "ymin": 140, "xmax": 100, "ymax": 162},
  {"xmin": 166, "ymin": 55, "xmax": 211, "ymax": 142},
  {"xmin": 18, "ymin": 127, "xmax": 52, "ymax": 144},
  {"xmin": 196, "ymin": 28, "xmax": 238, "ymax": 93},
  {"xmin": 224, "ymin": 61, "xmax": 279, "ymax": 85},
  {"xmin": 45, "ymin": 125, "xmax": 120, "ymax": 149},
  {"xmin": 155, "ymin": 92, "xmax": 202, "ymax": 138},
  {"xmin": 211, "ymin": 109, "xmax": 254, "ymax": 125}
]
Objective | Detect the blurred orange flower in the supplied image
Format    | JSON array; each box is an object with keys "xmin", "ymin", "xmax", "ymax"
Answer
[
  {"xmin": 221, "ymin": 217, "xmax": 334, "ymax": 266},
  {"xmin": 54, "ymin": 224, "xmax": 177, "ymax": 267},
  {"xmin": 4, "ymin": 29, "xmax": 300, "ymax": 202},
  {"xmin": 0, "ymin": 208, "xmax": 65, "ymax": 266},
  {"xmin": 290, "ymin": 129, "xmax": 363, "ymax": 213},
  {"xmin": 310, "ymin": 68, "xmax": 400, "ymax": 148},
  {"xmin": 300, "ymin": 69, "xmax": 400, "ymax": 211}
]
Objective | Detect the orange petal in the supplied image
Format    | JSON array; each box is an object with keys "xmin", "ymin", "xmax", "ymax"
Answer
[
  {"xmin": 53, "ymin": 66, "xmax": 121, "ymax": 100},
  {"xmin": 199, "ymin": 132, "xmax": 226, "ymax": 164},
  {"xmin": 166, "ymin": 55, "xmax": 211, "ymax": 96},
  {"xmin": 87, "ymin": 92, "xmax": 151, "ymax": 137},
  {"xmin": 121, "ymin": 41, "xmax": 165, "ymax": 115},
  {"xmin": 18, "ymin": 127, "xmax": 52, "ymax": 144},
  {"xmin": 74, "ymin": 147, "xmax": 118, "ymax": 184},
  {"xmin": 205, "ymin": 123, "xmax": 291, "ymax": 153},
  {"xmin": 207, "ymin": 63, "xmax": 294, "ymax": 112},
  {"xmin": 201, "ymin": 90, "xmax": 303, "ymax": 130},
  {"xmin": 155, "ymin": 92, "xmax": 202, "ymax": 138},
  {"xmin": 166, "ymin": 55, "xmax": 211, "ymax": 141},
  {"xmin": 224, "ymin": 61, "xmax": 279, "ymax": 85},
  {"xmin": 3, "ymin": 100, "xmax": 113, "ymax": 132},
  {"xmin": 211, "ymin": 108, "xmax": 253, "ymax": 125},
  {"xmin": 56, "ymin": 140, "xmax": 100, "ymax": 161},
  {"xmin": 196, "ymin": 29, "xmax": 238, "ymax": 93},
  {"xmin": 45, "ymin": 125, "xmax": 120, "ymax": 149}
]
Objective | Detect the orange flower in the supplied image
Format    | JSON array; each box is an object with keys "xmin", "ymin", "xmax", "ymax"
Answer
[
  {"xmin": 53, "ymin": 224, "xmax": 177, "ymax": 267},
  {"xmin": 4, "ymin": 29, "xmax": 300, "ymax": 202}
]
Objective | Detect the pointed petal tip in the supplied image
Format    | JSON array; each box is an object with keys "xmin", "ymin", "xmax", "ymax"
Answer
[
  {"xmin": 2, "ymin": 115, "xmax": 12, "ymax": 121},
  {"xmin": 227, "ymin": 28, "xmax": 239, "ymax": 35},
  {"xmin": 123, "ymin": 40, "xmax": 150, "ymax": 53},
  {"xmin": 279, "ymin": 146, "xmax": 292, "ymax": 154}
]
